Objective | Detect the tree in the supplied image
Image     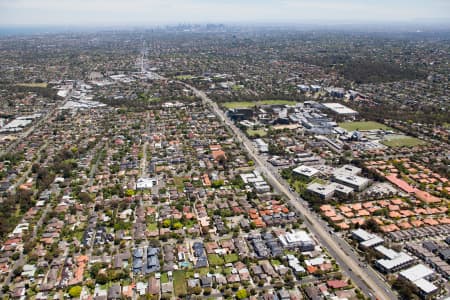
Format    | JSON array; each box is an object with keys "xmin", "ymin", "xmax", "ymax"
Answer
[
  {"xmin": 96, "ymin": 272, "xmax": 109, "ymax": 285},
  {"xmin": 172, "ymin": 221, "xmax": 183, "ymax": 230},
  {"xmin": 236, "ymin": 289, "xmax": 248, "ymax": 299},
  {"xmin": 69, "ymin": 285, "xmax": 82, "ymax": 298},
  {"xmin": 393, "ymin": 277, "xmax": 419, "ymax": 300},
  {"xmin": 125, "ymin": 189, "xmax": 136, "ymax": 197},
  {"xmin": 162, "ymin": 219, "xmax": 171, "ymax": 228},
  {"xmin": 188, "ymin": 286, "xmax": 202, "ymax": 295},
  {"xmin": 361, "ymin": 218, "xmax": 380, "ymax": 233},
  {"xmin": 78, "ymin": 192, "xmax": 91, "ymax": 204}
]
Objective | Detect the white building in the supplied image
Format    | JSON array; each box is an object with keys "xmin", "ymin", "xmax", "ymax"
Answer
[
  {"xmin": 400, "ymin": 264, "xmax": 438, "ymax": 297},
  {"xmin": 278, "ymin": 230, "xmax": 315, "ymax": 252},
  {"xmin": 329, "ymin": 182, "xmax": 353, "ymax": 197},
  {"xmin": 374, "ymin": 245, "xmax": 415, "ymax": 273},
  {"xmin": 255, "ymin": 139, "xmax": 269, "ymax": 153},
  {"xmin": 293, "ymin": 165, "xmax": 320, "ymax": 178},
  {"xmin": 332, "ymin": 173, "xmax": 369, "ymax": 192},
  {"xmin": 136, "ymin": 177, "xmax": 157, "ymax": 190},
  {"xmin": 351, "ymin": 229, "xmax": 384, "ymax": 248},
  {"xmin": 306, "ymin": 183, "xmax": 335, "ymax": 200},
  {"xmin": 322, "ymin": 102, "xmax": 358, "ymax": 116},
  {"xmin": 334, "ymin": 165, "xmax": 362, "ymax": 176}
]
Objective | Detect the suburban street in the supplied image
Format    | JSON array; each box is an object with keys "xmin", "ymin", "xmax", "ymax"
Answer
[{"xmin": 182, "ymin": 83, "xmax": 397, "ymax": 300}]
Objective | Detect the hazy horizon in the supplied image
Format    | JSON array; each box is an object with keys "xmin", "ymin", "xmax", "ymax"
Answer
[{"xmin": 1, "ymin": 0, "xmax": 449, "ymax": 27}]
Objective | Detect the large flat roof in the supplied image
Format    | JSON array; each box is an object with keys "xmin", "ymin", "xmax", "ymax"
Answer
[
  {"xmin": 414, "ymin": 278, "xmax": 438, "ymax": 294},
  {"xmin": 293, "ymin": 165, "xmax": 320, "ymax": 177},
  {"xmin": 322, "ymin": 103, "xmax": 358, "ymax": 115},
  {"xmin": 306, "ymin": 182, "xmax": 335, "ymax": 196},
  {"xmin": 400, "ymin": 264, "xmax": 434, "ymax": 282},
  {"xmin": 285, "ymin": 231, "xmax": 312, "ymax": 243},
  {"xmin": 376, "ymin": 252, "xmax": 414, "ymax": 270},
  {"xmin": 333, "ymin": 173, "xmax": 369, "ymax": 187}
]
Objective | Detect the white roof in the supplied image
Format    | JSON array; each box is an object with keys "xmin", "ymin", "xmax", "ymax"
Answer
[
  {"xmin": 352, "ymin": 229, "xmax": 377, "ymax": 241},
  {"xmin": 293, "ymin": 165, "xmax": 320, "ymax": 177},
  {"xmin": 360, "ymin": 236, "xmax": 384, "ymax": 248},
  {"xmin": 334, "ymin": 165, "xmax": 362, "ymax": 176},
  {"xmin": 136, "ymin": 177, "xmax": 156, "ymax": 189},
  {"xmin": 322, "ymin": 103, "xmax": 358, "ymax": 115},
  {"xmin": 400, "ymin": 264, "xmax": 434, "ymax": 282},
  {"xmin": 414, "ymin": 278, "xmax": 438, "ymax": 294},
  {"xmin": 376, "ymin": 252, "xmax": 414, "ymax": 271},
  {"xmin": 375, "ymin": 245, "xmax": 399, "ymax": 259},
  {"xmin": 333, "ymin": 173, "xmax": 369, "ymax": 188},
  {"xmin": 307, "ymin": 182, "xmax": 335, "ymax": 196},
  {"xmin": 284, "ymin": 231, "xmax": 312, "ymax": 244},
  {"xmin": 329, "ymin": 182, "xmax": 353, "ymax": 194},
  {"xmin": 305, "ymin": 257, "xmax": 325, "ymax": 266}
]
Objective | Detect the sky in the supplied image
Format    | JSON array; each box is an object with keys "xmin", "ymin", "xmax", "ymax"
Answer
[{"xmin": 0, "ymin": 0, "xmax": 449, "ymax": 27}]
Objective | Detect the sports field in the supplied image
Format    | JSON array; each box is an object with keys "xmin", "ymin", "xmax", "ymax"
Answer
[
  {"xmin": 382, "ymin": 135, "xmax": 426, "ymax": 147},
  {"xmin": 174, "ymin": 75, "xmax": 194, "ymax": 80},
  {"xmin": 338, "ymin": 121, "xmax": 391, "ymax": 131},
  {"xmin": 246, "ymin": 128, "xmax": 267, "ymax": 137},
  {"xmin": 16, "ymin": 82, "xmax": 48, "ymax": 88}
]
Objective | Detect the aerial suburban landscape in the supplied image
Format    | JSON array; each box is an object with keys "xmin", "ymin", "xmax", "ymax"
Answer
[{"xmin": 0, "ymin": 1, "xmax": 449, "ymax": 300}]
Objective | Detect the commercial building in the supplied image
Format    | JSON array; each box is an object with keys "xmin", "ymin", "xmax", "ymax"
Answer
[
  {"xmin": 322, "ymin": 102, "xmax": 358, "ymax": 116},
  {"xmin": 330, "ymin": 182, "xmax": 353, "ymax": 198},
  {"xmin": 292, "ymin": 165, "xmax": 320, "ymax": 179},
  {"xmin": 278, "ymin": 230, "xmax": 315, "ymax": 252},
  {"xmin": 306, "ymin": 183, "xmax": 335, "ymax": 201},
  {"xmin": 332, "ymin": 165, "xmax": 369, "ymax": 191},
  {"xmin": 332, "ymin": 174, "xmax": 369, "ymax": 192},
  {"xmin": 374, "ymin": 245, "xmax": 415, "ymax": 273},
  {"xmin": 351, "ymin": 229, "xmax": 384, "ymax": 248},
  {"xmin": 334, "ymin": 165, "xmax": 362, "ymax": 176},
  {"xmin": 399, "ymin": 264, "xmax": 438, "ymax": 298},
  {"xmin": 136, "ymin": 177, "xmax": 157, "ymax": 190},
  {"xmin": 255, "ymin": 139, "xmax": 269, "ymax": 153}
]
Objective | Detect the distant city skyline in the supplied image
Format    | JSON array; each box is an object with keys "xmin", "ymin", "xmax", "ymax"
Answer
[{"xmin": 0, "ymin": 0, "xmax": 449, "ymax": 27}]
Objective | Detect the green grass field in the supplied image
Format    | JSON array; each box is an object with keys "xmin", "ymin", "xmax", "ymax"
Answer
[
  {"xmin": 338, "ymin": 121, "xmax": 391, "ymax": 131},
  {"xmin": 16, "ymin": 82, "xmax": 48, "ymax": 88},
  {"xmin": 381, "ymin": 136, "xmax": 426, "ymax": 148},
  {"xmin": 147, "ymin": 223, "xmax": 158, "ymax": 231},
  {"xmin": 222, "ymin": 100, "xmax": 297, "ymax": 109},
  {"xmin": 271, "ymin": 259, "xmax": 281, "ymax": 266},
  {"xmin": 160, "ymin": 272, "xmax": 169, "ymax": 284},
  {"xmin": 173, "ymin": 270, "xmax": 187, "ymax": 296},
  {"xmin": 173, "ymin": 176, "xmax": 185, "ymax": 192},
  {"xmin": 232, "ymin": 85, "xmax": 244, "ymax": 91},
  {"xmin": 224, "ymin": 253, "xmax": 239, "ymax": 264},
  {"xmin": 246, "ymin": 128, "xmax": 267, "ymax": 137},
  {"xmin": 207, "ymin": 254, "xmax": 225, "ymax": 266},
  {"xmin": 174, "ymin": 75, "xmax": 194, "ymax": 80}
]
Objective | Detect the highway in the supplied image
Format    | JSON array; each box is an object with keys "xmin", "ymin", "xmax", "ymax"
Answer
[{"xmin": 182, "ymin": 83, "xmax": 397, "ymax": 300}]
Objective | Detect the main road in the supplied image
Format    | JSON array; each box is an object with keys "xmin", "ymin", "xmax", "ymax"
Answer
[{"xmin": 182, "ymin": 83, "xmax": 397, "ymax": 300}]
